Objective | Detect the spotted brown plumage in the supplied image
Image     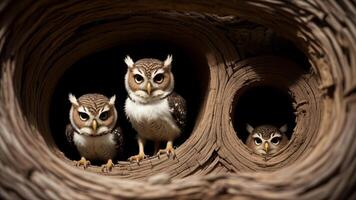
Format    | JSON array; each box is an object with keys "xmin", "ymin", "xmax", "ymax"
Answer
[
  {"xmin": 124, "ymin": 55, "xmax": 187, "ymax": 162},
  {"xmin": 245, "ymin": 124, "xmax": 289, "ymax": 156},
  {"xmin": 67, "ymin": 93, "xmax": 123, "ymax": 172},
  {"xmin": 168, "ymin": 92, "xmax": 187, "ymax": 131},
  {"xmin": 77, "ymin": 93, "xmax": 111, "ymax": 114},
  {"xmin": 253, "ymin": 125, "xmax": 281, "ymax": 139},
  {"xmin": 65, "ymin": 124, "xmax": 124, "ymax": 156},
  {"xmin": 134, "ymin": 58, "xmax": 163, "ymax": 78}
]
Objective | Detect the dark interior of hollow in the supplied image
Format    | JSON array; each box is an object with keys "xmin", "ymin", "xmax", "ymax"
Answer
[
  {"xmin": 50, "ymin": 40, "xmax": 209, "ymax": 164},
  {"xmin": 47, "ymin": 19, "xmax": 309, "ymax": 164},
  {"xmin": 233, "ymin": 86, "xmax": 296, "ymax": 143}
]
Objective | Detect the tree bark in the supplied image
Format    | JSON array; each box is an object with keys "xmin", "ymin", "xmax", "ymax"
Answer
[{"xmin": 0, "ymin": 1, "xmax": 355, "ymax": 199}]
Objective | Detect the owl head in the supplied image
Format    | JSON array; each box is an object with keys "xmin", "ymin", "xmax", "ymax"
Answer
[
  {"xmin": 245, "ymin": 124, "xmax": 288, "ymax": 156},
  {"xmin": 124, "ymin": 55, "xmax": 174, "ymax": 104},
  {"xmin": 68, "ymin": 93, "xmax": 117, "ymax": 136}
]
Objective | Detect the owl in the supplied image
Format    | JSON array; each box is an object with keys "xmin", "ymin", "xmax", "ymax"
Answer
[
  {"xmin": 246, "ymin": 124, "xmax": 288, "ymax": 156},
  {"xmin": 124, "ymin": 55, "xmax": 187, "ymax": 162},
  {"xmin": 66, "ymin": 93, "xmax": 123, "ymax": 172}
]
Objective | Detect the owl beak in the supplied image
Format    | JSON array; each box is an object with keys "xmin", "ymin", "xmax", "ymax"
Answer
[
  {"xmin": 264, "ymin": 142, "xmax": 269, "ymax": 153},
  {"xmin": 92, "ymin": 120, "xmax": 97, "ymax": 131},
  {"xmin": 146, "ymin": 82, "xmax": 152, "ymax": 95}
]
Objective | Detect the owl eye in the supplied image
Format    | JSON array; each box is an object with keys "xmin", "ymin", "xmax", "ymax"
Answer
[
  {"xmin": 271, "ymin": 137, "xmax": 280, "ymax": 145},
  {"xmin": 134, "ymin": 74, "xmax": 144, "ymax": 83},
  {"xmin": 153, "ymin": 74, "xmax": 164, "ymax": 84},
  {"xmin": 78, "ymin": 112, "xmax": 89, "ymax": 121},
  {"xmin": 254, "ymin": 138, "xmax": 262, "ymax": 145},
  {"xmin": 99, "ymin": 111, "xmax": 109, "ymax": 121}
]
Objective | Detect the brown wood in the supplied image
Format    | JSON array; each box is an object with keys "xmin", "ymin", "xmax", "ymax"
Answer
[{"xmin": 0, "ymin": 1, "xmax": 355, "ymax": 199}]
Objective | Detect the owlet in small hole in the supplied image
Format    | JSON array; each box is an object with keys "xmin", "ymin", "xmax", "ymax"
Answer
[{"xmin": 246, "ymin": 124, "xmax": 288, "ymax": 156}]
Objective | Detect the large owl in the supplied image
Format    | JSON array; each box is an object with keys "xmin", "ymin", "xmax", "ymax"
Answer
[
  {"xmin": 124, "ymin": 55, "xmax": 187, "ymax": 162},
  {"xmin": 66, "ymin": 93, "xmax": 123, "ymax": 172},
  {"xmin": 246, "ymin": 124, "xmax": 288, "ymax": 156}
]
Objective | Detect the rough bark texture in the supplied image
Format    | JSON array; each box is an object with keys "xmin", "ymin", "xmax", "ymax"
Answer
[{"xmin": 0, "ymin": 1, "xmax": 355, "ymax": 199}]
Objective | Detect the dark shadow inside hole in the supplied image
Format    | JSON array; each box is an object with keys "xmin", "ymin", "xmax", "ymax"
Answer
[
  {"xmin": 49, "ymin": 40, "xmax": 209, "ymax": 164},
  {"xmin": 269, "ymin": 34, "xmax": 311, "ymax": 71},
  {"xmin": 233, "ymin": 86, "xmax": 296, "ymax": 143}
]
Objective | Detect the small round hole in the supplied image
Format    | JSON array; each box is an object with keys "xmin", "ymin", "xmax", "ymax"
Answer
[{"xmin": 233, "ymin": 86, "xmax": 296, "ymax": 143}]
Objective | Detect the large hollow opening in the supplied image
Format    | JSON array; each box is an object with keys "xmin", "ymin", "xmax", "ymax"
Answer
[
  {"xmin": 233, "ymin": 86, "xmax": 296, "ymax": 143},
  {"xmin": 1, "ymin": 0, "xmax": 354, "ymax": 198},
  {"xmin": 11, "ymin": 8, "xmax": 319, "ymax": 175},
  {"xmin": 49, "ymin": 39, "xmax": 209, "ymax": 163}
]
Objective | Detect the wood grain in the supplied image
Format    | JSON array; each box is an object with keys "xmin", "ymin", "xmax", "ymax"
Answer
[{"xmin": 0, "ymin": 0, "xmax": 355, "ymax": 199}]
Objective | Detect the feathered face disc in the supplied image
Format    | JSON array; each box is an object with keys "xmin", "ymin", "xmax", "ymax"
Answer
[{"xmin": 69, "ymin": 93, "xmax": 117, "ymax": 136}]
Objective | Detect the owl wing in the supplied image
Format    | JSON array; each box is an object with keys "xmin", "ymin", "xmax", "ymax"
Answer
[
  {"xmin": 65, "ymin": 124, "xmax": 75, "ymax": 146},
  {"xmin": 111, "ymin": 125, "xmax": 124, "ymax": 154},
  {"xmin": 167, "ymin": 92, "xmax": 187, "ymax": 131}
]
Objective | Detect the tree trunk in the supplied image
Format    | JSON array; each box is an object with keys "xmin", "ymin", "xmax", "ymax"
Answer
[{"xmin": 0, "ymin": 1, "xmax": 355, "ymax": 199}]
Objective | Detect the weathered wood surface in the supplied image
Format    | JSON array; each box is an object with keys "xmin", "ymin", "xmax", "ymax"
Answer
[{"xmin": 0, "ymin": 0, "xmax": 355, "ymax": 199}]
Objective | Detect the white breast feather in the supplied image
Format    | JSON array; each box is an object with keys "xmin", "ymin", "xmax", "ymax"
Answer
[
  {"xmin": 125, "ymin": 98, "xmax": 180, "ymax": 141},
  {"xmin": 73, "ymin": 132, "xmax": 117, "ymax": 161}
]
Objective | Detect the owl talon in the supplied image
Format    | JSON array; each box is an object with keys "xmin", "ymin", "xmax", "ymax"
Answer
[
  {"xmin": 101, "ymin": 159, "xmax": 114, "ymax": 173},
  {"xmin": 74, "ymin": 157, "xmax": 91, "ymax": 169},
  {"xmin": 157, "ymin": 145, "xmax": 176, "ymax": 159},
  {"xmin": 128, "ymin": 153, "xmax": 147, "ymax": 162}
]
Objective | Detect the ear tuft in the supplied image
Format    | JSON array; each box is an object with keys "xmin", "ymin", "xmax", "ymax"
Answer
[
  {"xmin": 109, "ymin": 95, "xmax": 116, "ymax": 105},
  {"xmin": 124, "ymin": 55, "xmax": 134, "ymax": 68},
  {"xmin": 68, "ymin": 93, "xmax": 79, "ymax": 106},
  {"xmin": 246, "ymin": 124, "xmax": 254, "ymax": 134},
  {"xmin": 163, "ymin": 54, "xmax": 173, "ymax": 68},
  {"xmin": 280, "ymin": 124, "xmax": 288, "ymax": 133}
]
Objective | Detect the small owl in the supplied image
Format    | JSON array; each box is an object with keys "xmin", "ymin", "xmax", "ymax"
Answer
[
  {"xmin": 124, "ymin": 55, "xmax": 187, "ymax": 162},
  {"xmin": 66, "ymin": 93, "xmax": 123, "ymax": 172},
  {"xmin": 246, "ymin": 124, "xmax": 288, "ymax": 156}
]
